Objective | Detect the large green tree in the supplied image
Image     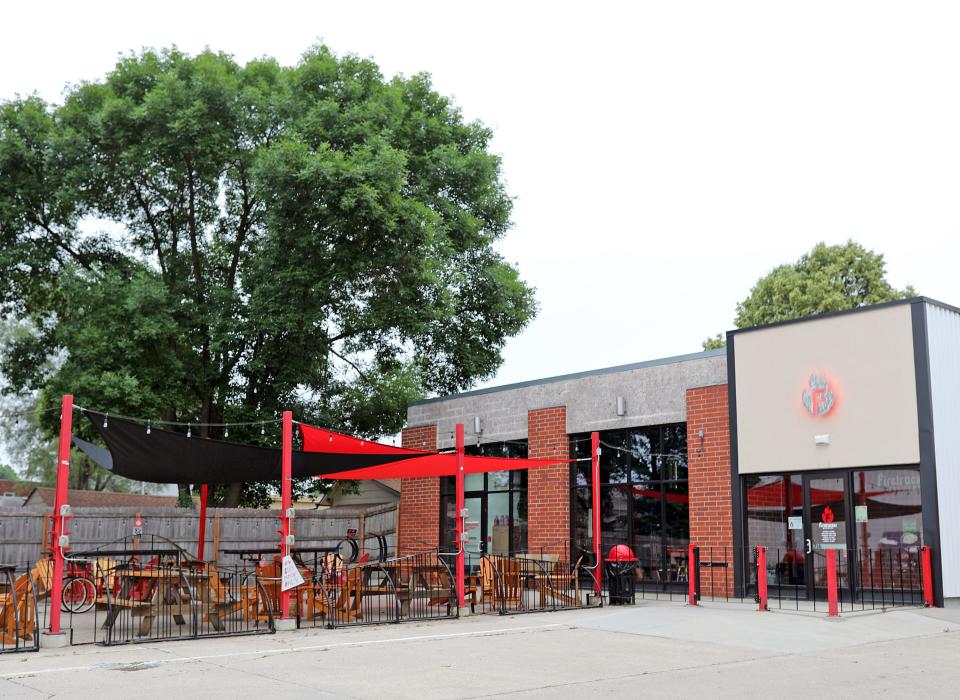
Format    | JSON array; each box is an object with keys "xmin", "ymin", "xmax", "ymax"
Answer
[
  {"xmin": 702, "ymin": 240, "xmax": 914, "ymax": 349},
  {"xmin": 0, "ymin": 46, "xmax": 536, "ymax": 506}
]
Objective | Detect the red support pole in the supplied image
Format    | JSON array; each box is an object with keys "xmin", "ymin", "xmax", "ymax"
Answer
[
  {"xmin": 455, "ymin": 423, "xmax": 465, "ymax": 610},
  {"xmin": 591, "ymin": 431, "xmax": 602, "ymax": 595},
  {"xmin": 280, "ymin": 411, "xmax": 293, "ymax": 619},
  {"xmin": 197, "ymin": 484, "xmax": 208, "ymax": 561},
  {"xmin": 921, "ymin": 545, "xmax": 935, "ymax": 608},
  {"xmin": 826, "ymin": 549, "xmax": 839, "ymax": 617},
  {"xmin": 688, "ymin": 543, "xmax": 697, "ymax": 605},
  {"xmin": 756, "ymin": 546, "xmax": 768, "ymax": 611},
  {"xmin": 48, "ymin": 394, "xmax": 73, "ymax": 635}
]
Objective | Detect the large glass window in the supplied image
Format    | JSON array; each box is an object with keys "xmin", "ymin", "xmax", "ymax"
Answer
[
  {"xmin": 569, "ymin": 424, "xmax": 689, "ymax": 583},
  {"xmin": 439, "ymin": 440, "xmax": 528, "ymax": 555},
  {"xmin": 853, "ymin": 469, "xmax": 922, "ymax": 552}
]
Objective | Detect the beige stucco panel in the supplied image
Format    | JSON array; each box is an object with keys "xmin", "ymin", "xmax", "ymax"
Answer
[{"xmin": 735, "ymin": 304, "xmax": 919, "ymax": 474}]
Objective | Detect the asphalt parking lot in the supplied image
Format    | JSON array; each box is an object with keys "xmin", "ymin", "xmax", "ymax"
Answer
[{"xmin": 2, "ymin": 602, "xmax": 959, "ymax": 699}]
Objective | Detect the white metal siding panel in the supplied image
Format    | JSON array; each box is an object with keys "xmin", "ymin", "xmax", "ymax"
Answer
[{"xmin": 926, "ymin": 302, "xmax": 960, "ymax": 598}]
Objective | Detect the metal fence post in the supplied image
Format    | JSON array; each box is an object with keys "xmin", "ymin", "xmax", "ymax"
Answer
[
  {"xmin": 688, "ymin": 544, "xmax": 697, "ymax": 606},
  {"xmin": 756, "ymin": 546, "xmax": 768, "ymax": 611},
  {"xmin": 826, "ymin": 549, "xmax": 839, "ymax": 617},
  {"xmin": 921, "ymin": 545, "xmax": 935, "ymax": 608}
]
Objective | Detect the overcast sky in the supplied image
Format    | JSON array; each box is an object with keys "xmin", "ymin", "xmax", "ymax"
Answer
[{"xmin": 3, "ymin": 1, "xmax": 959, "ymax": 395}]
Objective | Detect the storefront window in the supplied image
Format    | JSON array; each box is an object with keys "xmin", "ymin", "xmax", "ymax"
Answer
[
  {"xmin": 569, "ymin": 424, "xmax": 689, "ymax": 583},
  {"xmin": 853, "ymin": 469, "xmax": 922, "ymax": 552},
  {"xmin": 439, "ymin": 440, "xmax": 528, "ymax": 555},
  {"xmin": 745, "ymin": 474, "xmax": 804, "ymax": 586}
]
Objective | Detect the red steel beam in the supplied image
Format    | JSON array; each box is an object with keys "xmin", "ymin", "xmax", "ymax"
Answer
[
  {"xmin": 197, "ymin": 484, "xmax": 208, "ymax": 561},
  {"xmin": 48, "ymin": 394, "xmax": 73, "ymax": 635},
  {"xmin": 591, "ymin": 432, "xmax": 602, "ymax": 595},
  {"xmin": 280, "ymin": 410, "xmax": 293, "ymax": 619},
  {"xmin": 455, "ymin": 423, "xmax": 465, "ymax": 609}
]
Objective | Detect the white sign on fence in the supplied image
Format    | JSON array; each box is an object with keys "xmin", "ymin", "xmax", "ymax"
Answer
[{"xmin": 280, "ymin": 555, "xmax": 304, "ymax": 591}]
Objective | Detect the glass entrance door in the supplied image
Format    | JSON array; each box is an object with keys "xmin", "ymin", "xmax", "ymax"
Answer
[
  {"xmin": 462, "ymin": 496, "xmax": 484, "ymax": 557},
  {"xmin": 804, "ymin": 473, "xmax": 853, "ymax": 600}
]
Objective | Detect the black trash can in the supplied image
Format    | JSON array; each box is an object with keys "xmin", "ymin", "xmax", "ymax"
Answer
[{"xmin": 604, "ymin": 544, "xmax": 638, "ymax": 605}]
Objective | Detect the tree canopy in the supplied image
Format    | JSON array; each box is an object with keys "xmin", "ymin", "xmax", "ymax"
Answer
[
  {"xmin": 0, "ymin": 46, "xmax": 537, "ymax": 505},
  {"xmin": 702, "ymin": 240, "xmax": 914, "ymax": 349}
]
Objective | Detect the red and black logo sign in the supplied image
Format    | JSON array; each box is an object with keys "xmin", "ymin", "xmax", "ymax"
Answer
[{"xmin": 821, "ymin": 506, "xmax": 835, "ymax": 524}]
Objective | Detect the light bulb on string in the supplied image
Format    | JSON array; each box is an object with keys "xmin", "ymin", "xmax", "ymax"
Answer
[
  {"xmin": 146, "ymin": 420, "xmax": 151, "ymax": 435},
  {"xmin": 224, "ymin": 425, "xmax": 229, "ymax": 438},
  {"xmin": 103, "ymin": 414, "xmax": 108, "ymax": 428},
  {"xmin": 187, "ymin": 424, "xmax": 192, "ymax": 438},
  {"xmin": 261, "ymin": 424, "xmax": 265, "ymax": 436}
]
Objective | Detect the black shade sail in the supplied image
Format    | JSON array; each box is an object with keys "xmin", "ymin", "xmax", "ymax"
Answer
[{"xmin": 82, "ymin": 411, "xmax": 417, "ymax": 484}]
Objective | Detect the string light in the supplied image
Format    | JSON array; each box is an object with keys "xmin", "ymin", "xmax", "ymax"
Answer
[
  {"xmin": 103, "ymin": 414, "xmax": 108, "ymax": 428},
  {"xmin": 224, "ymin": 426, "xmax": 229, "ymax": 438},
  {"xmin": 187, "ymin": 424, "xmax": 192, "ymax": 438},
  {"xmin": 146, "ymin": 420, "xmax": 151, "ymax": 435},
  {"xmin": 261, "ymin": 424, "xmax": 265, "ymax": 436}
]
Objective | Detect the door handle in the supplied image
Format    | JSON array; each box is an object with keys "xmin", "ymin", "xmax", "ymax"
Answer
[{"xmin": 805, "ymin": 538, "xmax": 812, "ymax": 555}]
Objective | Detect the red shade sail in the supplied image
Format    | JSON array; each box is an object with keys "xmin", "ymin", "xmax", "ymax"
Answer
[{"xmin": 299, "ymin": 423, "xmax": 569, "ymax": 480}]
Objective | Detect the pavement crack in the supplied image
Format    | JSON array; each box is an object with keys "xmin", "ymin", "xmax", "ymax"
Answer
[{"xmin": 464, "ymin": 651, "xmax": 796, "ymax": 698}]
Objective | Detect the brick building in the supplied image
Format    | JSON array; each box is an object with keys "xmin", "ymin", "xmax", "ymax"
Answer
[{"xmin": 396, "ymin": 298, "xmax": 960, "ymax": 607}]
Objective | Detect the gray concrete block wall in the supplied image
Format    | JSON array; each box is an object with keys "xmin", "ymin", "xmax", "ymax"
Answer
[{"xmin": 408, "ymin": 350, "xmax": 728, "ymax": 449}]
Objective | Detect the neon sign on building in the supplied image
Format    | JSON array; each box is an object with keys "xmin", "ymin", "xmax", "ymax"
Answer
[{"xmin": 801, "ymin": 372, "xmax": 836, "ymax": 417}]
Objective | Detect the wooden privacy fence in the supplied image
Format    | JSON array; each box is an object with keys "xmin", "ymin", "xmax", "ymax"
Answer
[{"xmin": 0, "ymin": 504, "xmax": 396, "ymax": 566}]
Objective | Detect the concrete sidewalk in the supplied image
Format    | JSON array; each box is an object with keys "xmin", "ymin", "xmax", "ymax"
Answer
[{"xmin": 2, "ymin": 602, "xmax": 959, "ymax": 698}]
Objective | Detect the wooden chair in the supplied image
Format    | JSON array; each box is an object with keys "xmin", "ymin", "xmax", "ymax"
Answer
[
  {"xmin": 0, "ymin": 570, "xmax": 37, "ymax": 646},
  {"xmin": 491, "ymin": 556, "xmax": 523, "ymax": 608},
  {"xmin": 539, "ymin": 556, "xmax": 584, "ymax": 607},
  {"xmin": 479, "ymin": 557, "xmax": 496, "ymax": 603},
  {"xmin": 29, "ymin": 559, "xmax": 54, "ymax": 599},
  {"xmin": 192, "ymin": 563, "xmax": 243, "ymax": 630}
]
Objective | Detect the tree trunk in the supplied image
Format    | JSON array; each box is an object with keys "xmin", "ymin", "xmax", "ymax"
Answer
[
  {"xmin": 177, "ymin": 483, "xmax": 193, "ymax": 507},
  {"xmin": 222, "ymin": 482, "xmax": 243, "ymax": 508}
]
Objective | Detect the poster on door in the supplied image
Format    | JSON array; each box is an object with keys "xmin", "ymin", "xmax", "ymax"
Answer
[{"xmin": 812, "ymin": 505, "xmax": 846, "ymax": 550}]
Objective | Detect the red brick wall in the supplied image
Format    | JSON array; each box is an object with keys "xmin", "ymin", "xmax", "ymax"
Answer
[
  {"xmin": 527, "ymin": 406, "xmax": 569, "ymax": 556},
  {"xmin": 687, "ymin": 384, "xmax": 733, "ymax": 596},
  {"xmin": 398, "ymin": 424, "xmax": 439, "ymax": 555}
]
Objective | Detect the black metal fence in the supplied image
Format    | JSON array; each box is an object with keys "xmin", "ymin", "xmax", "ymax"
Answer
[
  {"xmin": 623, "ymin": 550, "xmax": 692, "ymax": 603},
  {"xmin": 690, "ymin": 546, "xmax": 925, "ymax": 612},
  {"xmin": 471, "ymin": 553, "xmax": 599, "ymax": 615},
  {"xmin": 296, "ymin": 550, "xmax": 459, "ymax": 629},
  {"xmin": 86, "ymin": 560, "xmax": 274, "ymax": 646}
]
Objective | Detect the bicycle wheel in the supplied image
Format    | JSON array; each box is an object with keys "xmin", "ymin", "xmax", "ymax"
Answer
[
  {"xmin": 73, "ymin": 577, "xmax": 97, "ymax": 613},
  {"xmin": 61, "ymin": 577, "xmax": 94, "ymax": 613}
]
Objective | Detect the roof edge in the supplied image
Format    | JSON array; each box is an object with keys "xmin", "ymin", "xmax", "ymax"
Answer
[
  {"xmin": 409, "ymin": 348, "xmax": 727, "ymax": 407},
  {"xmin": 725, "ymin": 297, "xmax": 957, "ymax": 338}
]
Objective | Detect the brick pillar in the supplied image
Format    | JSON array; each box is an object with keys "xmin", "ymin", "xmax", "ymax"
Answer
[
  {"xmin": 527, "ymin": 406, "xmax": 569, "ymax": 557},
  {"xmin": 398, "ymin": 424, "xmax": 439, "ymax": 555},
  {"xmin": 686, "ymin": 385, "xmax": 733, "ymax": 596}
]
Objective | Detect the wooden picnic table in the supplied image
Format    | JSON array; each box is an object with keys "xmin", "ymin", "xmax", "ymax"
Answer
[
  {"xmin": 100, "ymin": 565, "xmax": 241, "ymax": 637},
  {"xmin": 100, "ymin": 568, "xmax": 186, "ymax": 637},
  {"xmin": 341, "ymin": 560, "xmax": 473, "ymax": 618}
]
